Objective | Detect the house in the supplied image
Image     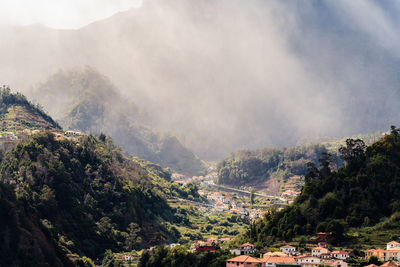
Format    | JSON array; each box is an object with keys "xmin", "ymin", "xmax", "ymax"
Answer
[
  {"xmin": 321, "ymin": 253, "xmax": 331, "ymax": 260},
  {"xmin": 387, "ymin": 241, "xmax": 400, "ymax": 251},
  {"xmin": 280, "ymin": 245, "xmax": 296, "ymax": 255},
  {"xmin": 331, "ymin": 251, "xmax": 349, "ymax": 260},
  {"xmin": 261, "ymin": 256, "xmax": 297, "ymax": 267},
  {"xmin": 365, "ymin": 264, "xmax": 379, "ymax": 267},
  {"xmin": 366, "ymin": 249, "xmax": 400, "ymax": 262},
  {"xmin": 311, "ymin": 247, "xmax": 329, "ymax": 257},
  {"xmin": 230, "ymin": 243, "xmax": 256, "ymax": 256},
  {"xmin": 124, "ymin": 255, "xmax": 134, "ymax": 261},
  {"xmin": 295, "ymin": 256, "xmax": 321, "ymax": 267},
  {"xmin": 323, "ymin": 260, "xmax": 348, "ymax": 267},
  {"xmin": 166, "ymin": 243, "xmax": 180, "ymax": 249},
  {"xmin": 226, "ymin": 255, "xmax": 262, "ymax": 267},
  {"xmin": 195, "ymin": 241, "xmax": 216, "ymax": 252}
]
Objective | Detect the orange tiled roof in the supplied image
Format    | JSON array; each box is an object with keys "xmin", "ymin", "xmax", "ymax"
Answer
[
  {"xmin": 226, "ymin": 255, "xmax": 262, "ymax": 263},
  {"xmin": 331, "ymin": 251, "xmax": 349, "ymax": 254},
  {"xmin": 365, "ymin": 264, "xmax": 379, "ymax": 267},
  {"xmin": 262, "ymin": 256, "xmax": 296, "ymax": 264},
  {"xmin": 388, "ymin": 241, "xmax": 400, "ymax": 245},
  {"xmin": 281, "ymin": 245, "xmax": 296, "ymax": 248},
  {"xmin": 312, "ymin": 247, "xmax": 328, "ymax": 251},
  {"xmin": 240, "ymin": 242, "xmax": 254, "ymax": 248}
]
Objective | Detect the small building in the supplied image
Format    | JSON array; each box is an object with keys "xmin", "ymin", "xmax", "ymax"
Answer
[
  {"xmin": 387, "ymin": 241, "xmax": 400, "ymax": 251},
  {"xmin": 124, "ymin": 255, "xmax": 134, "ymax": 261},
  {"xmin": 230, "ymin": 243, "xmax": 256, "ymax": 256},
  {"xmin": 323, "ymin": 260, "xmax": 348, "ymax": 267},
  {"xmin": 311, "ymin": 247, "xmax": 329, "ymax": 257},
  {"xmin": 331, "ymin": 251, "xmax": 349, "ymax": 260},
  {"xmin": 296, "ymin": 256, "xmax": 321, "ymax": 267},
  {"xmin": 262, "ymin": 256, "xmax": 297, "ymax": 267},
  {"xmin": 280, "ymin": 245, "xmax": 296, "ymax": 255},
  {"xmin": 321, "ymin": 253, "xmax": 331, "ymax": 260},
  {"xmin": 194, "ymin": 241, "xmax": 216, "ymax": 252},
  {"xmin": 167, "ymin": 243, "xmax": 181, "ymax": 249},
  {"xmin": 226, "ymin": 255, "xmax": 262, "ymax": 267}
]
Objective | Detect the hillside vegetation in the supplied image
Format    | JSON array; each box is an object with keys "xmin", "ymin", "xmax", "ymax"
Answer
[
  {"xmin": 0, "ymin": 132, "xmax": 183, "ymax": 265},
  {"xmin": 30, "ymin": 68, "xmax": 205, "ymax": 176},
  {"xmin": 217, "ymin": 144, "xmax": 339, "ymax": 193},
  {"xmin": 243, "ymin": 127, "xmax": 400, "ymax": 245}
]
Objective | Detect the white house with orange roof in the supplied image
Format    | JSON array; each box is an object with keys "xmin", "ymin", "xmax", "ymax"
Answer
[
  {"xmin": 311, "ymin": 247, "xmax": 329, "ymax": 257},
  {"xmin": 230, "ymin": 242, "xmax": 256, "ymax": 256},
  {"xmin": 261, "ymin": 256, "xmax": 297, "ymax": 267},
  {"xmin": 331, "ymin": 251, "xmax": 349, "ymax": 260},
  {"xmin": 323, "ymin": 259, "xmax": 348, "ymax": 267},
  {"xmin": 387, "ymin": 241, "xmax": 400, "ymax": 250},
  {"xmin": 226, "ymin": 255, "xmax": 262, "ymax": 267},
  {"xmin": 295, "ymin": 255, "xmax": 321, "ymax": 267}
]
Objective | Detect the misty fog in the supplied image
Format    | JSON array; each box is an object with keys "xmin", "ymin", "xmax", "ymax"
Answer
[{"xmin": 1, "ymin": 0, "xmax": 400, "ymax": 160}]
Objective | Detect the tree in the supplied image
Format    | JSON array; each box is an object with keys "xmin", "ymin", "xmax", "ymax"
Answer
[
  {"xmin": 124, "ymin": 223, "xmax": 142, "ymax": 250},
  {"xmin": 339, "ymin": 139, "xmax": 366, "ymax": 162},
  {"xmin": 250, "ymin": 189, "xmax": 255, "ymax": 205}
]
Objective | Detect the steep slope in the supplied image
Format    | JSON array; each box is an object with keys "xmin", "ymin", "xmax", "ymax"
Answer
[
  {"xmin": 244, "ymin": 127, "xmax": 400, "ymax": 244},
  {"xmin": 0, "ymin": 131, "xmax": 184, "ymax": 265},
  {"xmin": 31, "ymin": 68, "xmax": 205, "ymax": 176}
]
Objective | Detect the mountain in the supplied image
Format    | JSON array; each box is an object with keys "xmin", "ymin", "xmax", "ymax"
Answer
[
  {"xmin": 2, "ymin": 1, "xmax": 400, "ymax": 159},
  {"xmin": 243, "ymin": 126, "xmax": 400, "ymax": 245},
  {"xmin": 30, "ymin": 68, "xmax": 205, "ymax": 176},
  {"xmin": 0, "ymin": 90, "xmax": 207, "ymax": 266}
]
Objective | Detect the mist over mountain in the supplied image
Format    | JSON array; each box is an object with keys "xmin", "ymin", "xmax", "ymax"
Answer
[
  {"xmin": 1, "ymin": 0, "xmax": 400, "ymax": 159},
  {"xmin": 30, "ymin": 68, "xmax": 205, "ymax": 175}
]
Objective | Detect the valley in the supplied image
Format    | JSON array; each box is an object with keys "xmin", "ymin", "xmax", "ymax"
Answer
[{"xmin": 1, "ymin": 1, "xmax": 400, "ymax": 266}]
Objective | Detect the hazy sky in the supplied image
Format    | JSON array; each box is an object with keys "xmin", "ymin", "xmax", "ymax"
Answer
[{"xmin": 0, "ymin": 0, "xmax": 142, "ymax": 29}]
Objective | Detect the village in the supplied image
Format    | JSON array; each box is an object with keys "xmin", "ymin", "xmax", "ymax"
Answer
[
  {"xmin": 171, "ymin": 171, "xmax": 301, "ymax": 223},
  {"xmin": 224, "ymin": 238, "xmax": 400, "ymax": 267}
]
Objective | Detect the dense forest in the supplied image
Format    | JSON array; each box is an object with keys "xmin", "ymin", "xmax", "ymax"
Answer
[
  {"xmin": 30, "ymin": 68, "xmax": 205, "ymax": 176},
  {"xmin": 217, "ymin": 144, "xmax": 340, "ymax": 187},
  {"xmin": 0, "ymin": 131, "xmax": 202, "ymax": 266},
  {"xmin": 243, "ymin": 127, "xmax": 400, "ymax": 245}
]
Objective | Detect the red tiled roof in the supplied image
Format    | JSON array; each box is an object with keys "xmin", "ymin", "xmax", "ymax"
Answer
[
  {"xmin": 226, "ymin": 256, "xmax": 262, "ymax": 263},
  {"xmin": 281, "ymin": 245, "xmax": 296, "ymax": 248}
]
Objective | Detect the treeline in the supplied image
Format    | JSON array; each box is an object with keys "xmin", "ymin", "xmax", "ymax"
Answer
[
  {"xmin": 0, "ymin": 85, "xmax": 61, "ymax": 129},
  {"xmin": 138, "ymin": 246, "xmax": 231, "ymax": 267},
  {"xmin": 0, "ymin": 132, "xmax": 198, "ymax": 266},
  {"xmin": 243, "ymin": 127, "xmax": 400, "ymax": 245},
  {"xmin": 217, "ymin": 144, "xmax": 341, "ymax": 186}
]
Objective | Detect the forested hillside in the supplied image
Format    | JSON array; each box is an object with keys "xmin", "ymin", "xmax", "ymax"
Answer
[
  {"xmin": 244, "ymin": 127, "xmax": 400, "ymax": 245},
  {"xmin": 0, "ymin": 131, "xmax": 201, "ymax": 266},
  {"xmin": 217, "ymin": 144, "xmax": 339, "ymax": 193},
  {"xmin": 30, "ymin": 68, "xmax": 205, "ymax": 176}
]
